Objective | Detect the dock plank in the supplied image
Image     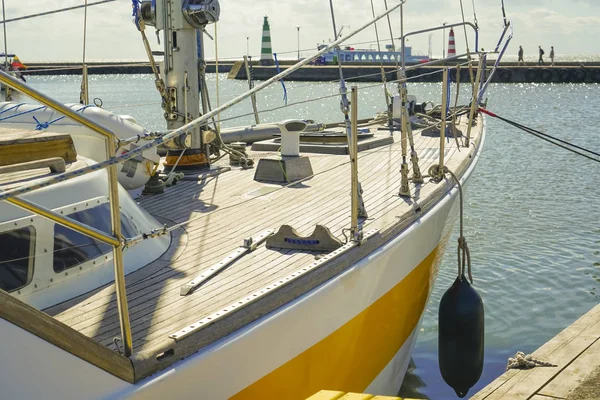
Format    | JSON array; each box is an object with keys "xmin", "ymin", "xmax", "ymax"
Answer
[
  {"xmin": 539, "ymin": 339, "xmax": 600, "ymax": 399},
  {"xmin": 472, "ymin": 303, "xmax": 600, "ymax": 400}
]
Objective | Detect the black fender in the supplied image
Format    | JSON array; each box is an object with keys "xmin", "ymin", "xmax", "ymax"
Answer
[
  {"xmin": 558, "ymin": 69, "xmax": 571, "ymax": 82},
  {"xmin": 540, "ymin": 69, "xmax": 553, "ymax": 83},
  {"xmin": 525, "ymin": 68, "xmax": 538, "ymax": 82},
  {"xmin": 573, "ymin": 68, "xmax": 586, "ymax": 83}
]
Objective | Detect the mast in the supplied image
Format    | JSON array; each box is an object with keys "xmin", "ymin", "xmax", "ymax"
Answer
[{"xmin": 140, "ymin": 0, "xmax": 220, "ymax": 170}]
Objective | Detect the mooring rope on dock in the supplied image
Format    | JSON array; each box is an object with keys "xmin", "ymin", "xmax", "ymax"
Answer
[{"xmin": 506, "ymin": 351, "xmax": 557, "ymax": 370}]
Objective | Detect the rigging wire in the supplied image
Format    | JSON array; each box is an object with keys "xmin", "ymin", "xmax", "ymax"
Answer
[
  {"xmin": 80, "ymin": 0, "xmax": 90, "ymax": 105},
  {"xmin": 382, "ymin": 0, "xmax": 398, "ymax": 65},
  {"xmin": 214, "ymin": 22, "xmax": 221, "ymax": 130},
  {"xmin": 458, "ymin": 0, "xmax": 471, "ymax": 54},
  {"xmin": 459, "ymin": 0, "xmax": 476, "ymax": 89},
  {"xmin": 0, "ymin": 0, "xmax": 116, "ymax": 25},
  {"xmin": 500, "ymin": 0, "xmax": 508, "ymax": 27},
  {"xmin": 479, "ymin": 108, "xmax": 600, "ymax": 164},
  {"xmin": 115, "ymin": 62, "xmax": 472, "ymax": 125},
  {"xmin": 82, "ymin": 0, "xmax": 88, "ymax": 69},
  {"xmin": 471, "ymin": 0, "xmax": 478, "ymax": 28},
  {"xmin": 0, "ymin": 1, "xmax": 414, "ymax": 203},
  {"xmin": 369, "ymin": 0, "xmax": 391, "ymax": 112},
  {"xmin": 327, "ymin": 0, "xmax": 353, "ymax": 161},
  {"xmin": 214, "ymin": 64, "xmax": 470, "ymax": 125},
  {"xmin": 1, "ymin": 0, "xmax": 8, "ymax": 71}
]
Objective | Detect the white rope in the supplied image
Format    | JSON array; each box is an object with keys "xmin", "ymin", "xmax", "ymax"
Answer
[{"xmin": 506, "ymin": 352, "xmax": 556, "ymax": 370}]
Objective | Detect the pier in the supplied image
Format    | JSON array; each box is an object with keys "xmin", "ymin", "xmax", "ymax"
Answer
[
  {"xmin": 18, "ymin": 61, "xmax": 600, "ymax": 84},
  {"xmin": 472, "ymin": 303, "xmax": 600, "ymax": 399},
  {"xmin": 227, "ymin": 63, "xmax": 600, "ymax": 84},
  {"xmin": 20, "ymin": 62, "xmax": 233, "ymax": 76}
]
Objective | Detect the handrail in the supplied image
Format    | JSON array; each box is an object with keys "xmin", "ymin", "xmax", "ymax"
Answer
[
  {"xmin": 0, "ymin": 69, "xmax": 133, "ymax": 357},
  {"xmin": 7, "ymin": 196, "xmax": 119, "ymax": 246}
]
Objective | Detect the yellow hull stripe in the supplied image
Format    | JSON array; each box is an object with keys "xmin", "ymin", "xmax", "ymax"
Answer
[{"xmin": 231, "ymin": 247, "xmax": 440, "ymax": 400}]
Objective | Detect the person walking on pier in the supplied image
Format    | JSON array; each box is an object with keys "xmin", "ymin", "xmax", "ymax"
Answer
[
  {"xmin": 550, "ymin": 46, "xmax": 555, "ymax": 66},
  {"xmin": 518, "ymin": 46, "xmax": 524, "ymax": 65},
  {"xmin": 538, "ymin": 46, "xmax": 545, "ymax": 65}
]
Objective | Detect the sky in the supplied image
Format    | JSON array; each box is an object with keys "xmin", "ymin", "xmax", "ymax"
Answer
[{"xmin": 2, "ymin": 0, "xmax": 599, "ymax": 62}]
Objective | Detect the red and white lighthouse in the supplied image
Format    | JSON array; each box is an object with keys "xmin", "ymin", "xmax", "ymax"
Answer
[{"xmin": 447, "ymin": 28, "xmax": 456, "ymax": 57}]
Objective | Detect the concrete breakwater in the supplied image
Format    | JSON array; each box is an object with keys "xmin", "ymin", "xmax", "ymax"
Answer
[
  {"xmin": 230, "ymin": 64, "xmax": 600, "ymax": 84},
  {"xmin": 21, "ymin": 62, "xmax": 234, "ymax": 76},
  {"xmin": 21, "ymin": 61, "xmax": 600, "ymax": 83}
]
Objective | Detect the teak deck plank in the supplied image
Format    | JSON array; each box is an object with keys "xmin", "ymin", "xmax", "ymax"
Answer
[
  {"xmin": 58, "ymin": 132, "xmax": 441, "ymax": 341},
  {"xmin": 85, "ymin": 139, "xmax": 414, "ymax": 345},
  {"xmin": 55, "ymin": 129, "xmax": 419, "ymax": 320},
  {"xmin": 41, "ymin": 115, "xmax": 481, "ymax": 381},
  {"xmin": 54, "ymin": 135, "xmax": 388, "ymax": 330},
  {"xmin": 55, "ymin": 132, "xmax": 446, "ymax": 338}
]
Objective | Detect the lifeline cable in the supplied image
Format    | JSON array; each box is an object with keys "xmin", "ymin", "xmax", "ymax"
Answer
[{"xmin": 479, "ymin": 108, "xmax": 600, "ymax": 164}]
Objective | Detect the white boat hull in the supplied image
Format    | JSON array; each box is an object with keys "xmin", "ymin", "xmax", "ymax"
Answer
[
  {"xmin": 1, "ymin": 118, "xmax": 484, "ymax": 399},
  {"xmin": 0, "ymin": 173, "xmax": 460, "ymax": 400}
]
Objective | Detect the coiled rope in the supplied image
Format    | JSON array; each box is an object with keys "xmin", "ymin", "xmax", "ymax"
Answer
[{"xmin": 506, "ymin": 351, "xmax": 556, "ymax": 370}]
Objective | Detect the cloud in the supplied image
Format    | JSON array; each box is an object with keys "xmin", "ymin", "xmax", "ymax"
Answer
[{"xmin": 1, "ymin": 0, "xmax": 598, "ymax": 61}]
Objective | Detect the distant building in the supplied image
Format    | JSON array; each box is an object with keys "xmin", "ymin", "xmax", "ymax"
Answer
[{"xmin": 316, "ymin": 44, "xmax": 429, "ymax": 65}]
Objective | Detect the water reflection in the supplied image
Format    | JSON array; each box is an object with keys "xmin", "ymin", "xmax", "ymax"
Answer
[{"xmin": 402, "ymin": 82, "xmax": 600, "ymax": 398}]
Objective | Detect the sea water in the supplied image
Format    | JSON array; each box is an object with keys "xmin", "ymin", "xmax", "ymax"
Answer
[{"xmin": 24, "ymin": 74, "xmax": 600, "ymax": 399}]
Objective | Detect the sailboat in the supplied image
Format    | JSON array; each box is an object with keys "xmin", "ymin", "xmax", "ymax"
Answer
[{"xmin": 0, "ymin": 0, "xmax": 511, "ymax": 398}]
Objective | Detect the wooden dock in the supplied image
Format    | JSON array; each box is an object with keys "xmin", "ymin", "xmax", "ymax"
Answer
[{"xmin": 472, "ymin": 303, "xmax": 600, "ymax": 400}]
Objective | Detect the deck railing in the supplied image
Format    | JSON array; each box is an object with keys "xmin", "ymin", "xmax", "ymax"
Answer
[{"xmin": 0, "ymin": 69, "xmax": 134, "ymax": 357}]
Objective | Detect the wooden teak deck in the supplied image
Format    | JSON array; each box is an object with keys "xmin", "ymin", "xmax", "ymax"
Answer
[
  {"xmin": 472, "ymin": 303, "xmax": 600, "ymax": 400},
  {"xmin": 41, "ymin": 115, "xmax": 483, "ymax": 381}
]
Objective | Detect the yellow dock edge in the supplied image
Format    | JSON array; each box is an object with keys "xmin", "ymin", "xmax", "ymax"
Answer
[{"xmin": 305, "ymin": 390, "xmax": 420, "ymax": 400}]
